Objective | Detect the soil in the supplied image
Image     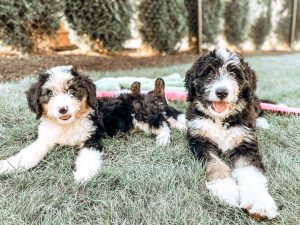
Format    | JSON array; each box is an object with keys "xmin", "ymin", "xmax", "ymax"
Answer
[
  {"xmin": 0, "ymin": 51, "xmax": 199, "ymax": 82},
  {"xmin": 0, "ymin": 49, "xmax": 298, "ymax": 82}
]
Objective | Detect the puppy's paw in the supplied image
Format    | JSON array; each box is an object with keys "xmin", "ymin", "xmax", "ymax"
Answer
[
  {"xmin": 240, "ymin": 187, "xmax": 278, "ymax": 220},
  {"xmin": 206, "ymin": 178, "xmax": 240, "ymax": 207},
  {"xmin": 156, "ymin": 134, "xmax": 170, "ymax": 146},
  {"xmin": 256, "ymin": 117, "xmax": 270, "ymax": 129},
  {"xmin": 167, "ymin": 114, "xmax": 187, "ymax": 131},
  {"xmin": 156, "ymin": 122, "xmax": 171, "ymax": 145},
  {"xmin": 73, "ymin": 169, "xmax": 96, "ymax": 183},
  {"xmin": 74, "ymin": 148, "xmax": 102, "ymax": 183}
]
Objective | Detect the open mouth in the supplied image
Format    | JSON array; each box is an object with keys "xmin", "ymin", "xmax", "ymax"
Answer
[
  {"xmin": 59, "ymin": 114, "xmax": 72, "ymax": 121},
  {"xmin": 212, "ymin": 101, "xmax": 230, "ymax": 113}
]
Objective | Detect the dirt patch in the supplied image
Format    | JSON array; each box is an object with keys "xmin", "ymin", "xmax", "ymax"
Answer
[
  {"xmin": 1, "ymin": 49, "xmax": 299, "ymax": 82},
  {"xmin": 0, "ymin": 51, "xmax": 199, "ymax": 82}
]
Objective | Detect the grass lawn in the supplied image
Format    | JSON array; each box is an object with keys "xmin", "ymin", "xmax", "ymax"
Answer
[{"xmin": 0, "ymin": 54, "xmax": 300, "ymax": 225}]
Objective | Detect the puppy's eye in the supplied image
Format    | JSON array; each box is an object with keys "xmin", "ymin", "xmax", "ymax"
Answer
[
  {"xmin": 48, "ymin": 91, "xmax": 53, "ymax": 97},
  {"xmin": 68, "ymin": 88, "xmax": 75, "ymax": 95}
]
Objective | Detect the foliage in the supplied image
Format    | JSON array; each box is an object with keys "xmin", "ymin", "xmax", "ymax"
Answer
[
  {"xmin": 224, "ymin": 0, "xmax": 250, "ymax": 46},
  {"xmin": 139, "ymin": 0, "xmax": 188, "ymax": 53},
  {"xmin": 184, "ymin": 0, "xmax": 224, "ymax": 44},
  {"xmin": 64, "ymin": 0, "xmax": 132, "ymax": 51},
  {"xmin": 250, "ymin": 0, "xmax": 272, "ymax": 49},
  {"xmin": 0, "ymin": 0, "xmax": 61, "ymax": 52},
  {"xmin": 275, "ymin": 0, "xmax": 300, "ymax": 44}
]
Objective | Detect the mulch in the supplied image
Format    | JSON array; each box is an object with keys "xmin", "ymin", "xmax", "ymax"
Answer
[
  {"xmin": 1, "ymin": 49, "xmax": 298, "ymax": 82},
  {"xmin": 0, "ymin": 51, "xmax": 199, "ymax": 82}
]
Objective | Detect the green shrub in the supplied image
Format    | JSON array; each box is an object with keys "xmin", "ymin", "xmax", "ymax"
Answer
[
  {"xmin": 276, "ymin": 0, "xmax": 300, "ymax": 44},
  {"xmin": 64, "ymin": 0, "xmax": 132, "ymax": 51},
  {"xmin": 139, "ymin": 0, "xmax": 188, "ymax": 53},
  {"xmin": 0, "ymin": 0, "xmax": 61, "ymax": 52},
  {"xmin": 224, "ymin": 0, "xmax": 250, "ymax": 46},
  {"xmin": 250, "ymin": 0, "xmax": 272, "ymax": 49},
  {"xmin": 184, "ymin": 0, "xmax": 224, "ymax": 44}
]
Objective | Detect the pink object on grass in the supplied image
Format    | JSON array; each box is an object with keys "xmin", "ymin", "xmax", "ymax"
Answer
[
  {"xmin": 96, "ymin": 90, "xmax": 188, "ymax": 100},
  {"xmin": 260, "ymin": 102, "xmax": 300, "ymax": 115},
  {"xmin": 96, "ymin": 91, "xmax": 299, "ymax": 116}
]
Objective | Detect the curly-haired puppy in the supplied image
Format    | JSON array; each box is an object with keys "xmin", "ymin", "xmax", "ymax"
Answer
[
  {"xmin": 0, "ymin": 68, "xmax": 186, "ymax": 182},
  {"xmin": 0, "ymin": 66, "xmax": 104, "ymax": 182},
  {"xmin": 185, "ymin": 48, "xmax": 277, "ymax": 220},
  {"xmin": 99, "ymin": 78, "xmax": 186, "ymax": 145}
]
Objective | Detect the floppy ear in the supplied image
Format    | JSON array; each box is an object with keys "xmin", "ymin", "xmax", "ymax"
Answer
[
  {"xmin": 154, "ymin": 78, "xmax": 165, "ymax": 98},
  {"xmin": 26, "ymin": 81, "xmax": 43, "ymax": 119},
  {"xmin": 131, "ymin": 81, "xmax": 141, "ymax": 95},
  {"xmin": 240, "ymin": 59, "xmax": 256, "ymax": 102},
  {"xmin": 185, "ymin": 55, "xmax": 209, "ymax": 102},
  {"xmin": 80, "ymin": 76, "xmax": 98, "ymax": 110},
  {"xmin": 185, "ymin": 69, "xmax": 195, "ymax": 102}
]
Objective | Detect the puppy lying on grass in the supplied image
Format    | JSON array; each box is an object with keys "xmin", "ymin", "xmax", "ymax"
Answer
[
  {"xmin": 100, "ymin": 78, "xmax": 187, "ymax": 145},
  {"xmin": 0, "ymin": 66, "xmax": 186, "ymax": 182}
]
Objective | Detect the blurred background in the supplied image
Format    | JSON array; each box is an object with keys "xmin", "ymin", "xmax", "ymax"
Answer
[{"xmin": 0, "ymin": 0, "xmax": 299, "ymax": 80}]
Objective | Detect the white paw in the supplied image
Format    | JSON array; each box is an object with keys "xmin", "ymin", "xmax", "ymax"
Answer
[
  {"xmin": 74, "ymin": 148, "xmax": 102, "ymax": 183},
  {"xmin": 156, "ymin": 122, "xmax": 171, "ymax": 145},
  {"xmin": 73, "ymin": 169, "xmax": 97, "ymax": 183},
  {"xmin": 156, "ymin": 134, "xmax": 170, "ymax": 146},
  {"xmin": 175, "ymin": 123, "xmax": 187, "ymax": 131},
  {"xmin": 256, "ymin": 117, "xmax": 270, "ymax": 129},
  {"xmin": 167, "ymin": 114, "xmax": 187, "ymax": 131},
  {"xmin": 206, "ymin": 178, "xmax": 240, "ymax": 207},
  {"xmin": 175, "ymin": 114, "xmax": 187, "ymax": 131},
  {"xmin": 240, "ymin": 187, "xmax": 278, "ymax": 220}
]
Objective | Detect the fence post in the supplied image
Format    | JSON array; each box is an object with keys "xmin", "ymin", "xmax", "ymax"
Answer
[
  {"xmin": 290, "ymin": 0, "xmax": 298, "ymax": 48},
  {"xmin": 197, "ymin": 0, "xmax": 203, "ymax": 55}
]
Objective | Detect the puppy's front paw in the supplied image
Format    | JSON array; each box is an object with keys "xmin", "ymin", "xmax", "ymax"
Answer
[
  {"xmin": 240, "ymin": 187, "xmax": 278, "ymax": 220},
  {"xmin": 73, "ymin": 169, "xmax": 96, "ymax": 183},
  {"xmin": 206, "ymin": 178, "xmax": 240, "ymax": 207},
  {"xmin": 256, "ymin": 117, "xmax": 270, "ymax": 129},
  {"xmin": 156, "ymin": 134, "xmax": 170, "ymax": 146}
]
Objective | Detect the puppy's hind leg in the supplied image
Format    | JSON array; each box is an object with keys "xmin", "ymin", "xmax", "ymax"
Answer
[
  {"xmin": 165, "ymin": 106, "xmax": 187, "ymax": 131},
  {"xmin": 154, "ymin": 121, "xmax": 171, "ymax": 146},
  {"xmin": 0, "ymin": 139, "xmax": 52, "ymax": 174}
]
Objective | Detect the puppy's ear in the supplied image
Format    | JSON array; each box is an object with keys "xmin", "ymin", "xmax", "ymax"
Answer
[
  {"xmin": 185, "ymin": 70, "xmax": 195, "ymax": 102},
  {"xmin": 26, "ymin": 79, "xmax": 43, "ymax": 119},
  {"xmin": 80, "ymin": 76, "xmax": 98, "ymax": 110},
  {"xmin": 131, "ymin": 81, "xmax": 141, "ymax": 95},
  {"xmin": 240, "ymin": 59, "xmax": 256, "ymax": 102},
  {"xmin": 70, "ymin": 65, "xmax": 80, "ymax": 77},
  {"xmin": 185, "ymin": 55, "xmax": 208, "ymax": 102},
  {"xmin": 241, "ymin": 59, "xmax": 257, "ymax": 90},
  {"xmin": 154, "ymin": 78, "xmax": 165, "ymax": 98}
]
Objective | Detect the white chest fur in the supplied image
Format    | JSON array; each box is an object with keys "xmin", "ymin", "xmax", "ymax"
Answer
[
  {"xmin": 38, "ymin": 117, "xmax": 95, "ymax": 147},
  {"xmin": 188, "ymin": 118, "xmax": 254, "ymax": 152}
]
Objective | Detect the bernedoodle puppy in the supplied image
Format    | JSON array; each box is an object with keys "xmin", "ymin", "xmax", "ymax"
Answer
[
  {"xmin": 99, "ymin": 78, "xmax": 186, "ymax": 142},
  {"xmin": 0, "ymin": 66, "xmax": 186, "ymax": 182},
  {"xmin": 185, "ymin": 48, "xmax": 277, "ymax": 220}
]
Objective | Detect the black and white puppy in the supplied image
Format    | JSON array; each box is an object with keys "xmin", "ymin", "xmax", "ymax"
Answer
[
  {"xmin": 0, "ymin": 67, "xmax": 186, "ymax": 182},
  {"xmin": 99, "ymin": 78, "xmax": 186, "ymax": 145},
  {"xmin": 0, "ymin": 66, "xmax": 104, "ymax": 182},
  {"xmin": 185, "ymin": 48, "xmax": 277, "ymax": 220}
]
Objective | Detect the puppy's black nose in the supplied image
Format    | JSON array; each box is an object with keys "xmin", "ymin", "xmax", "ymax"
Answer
[
  {"xmin": 59, "ymin": 107, "xmax": 68, "ymax": 114},
  {"xmin": 215, "ymin": 88, "xmax": 229, "ymax": 99}
]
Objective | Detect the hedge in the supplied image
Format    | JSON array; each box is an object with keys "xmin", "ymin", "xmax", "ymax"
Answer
[
  {"xmin": 224, "ymin": 0, "xmax": 250, "ymax": 46},
  {"xmin": 64, "ymin": 0, "xmax": 132, "ymax": 51},
  {"xmin": 139, "ymin": 0, "xmax": 188, "ymax": 53},
  {"xmin": 0, "ymin": 0, "xmax": 61, "ymax": 52},
  {"xmin": 185, "ymin": 0, "xmax": 224, "ymax": 44}
]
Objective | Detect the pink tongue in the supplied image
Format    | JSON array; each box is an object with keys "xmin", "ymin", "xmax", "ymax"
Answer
[{"xmin": 212, "ymin": 102, "xmax": 228, "ymax": 113}]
